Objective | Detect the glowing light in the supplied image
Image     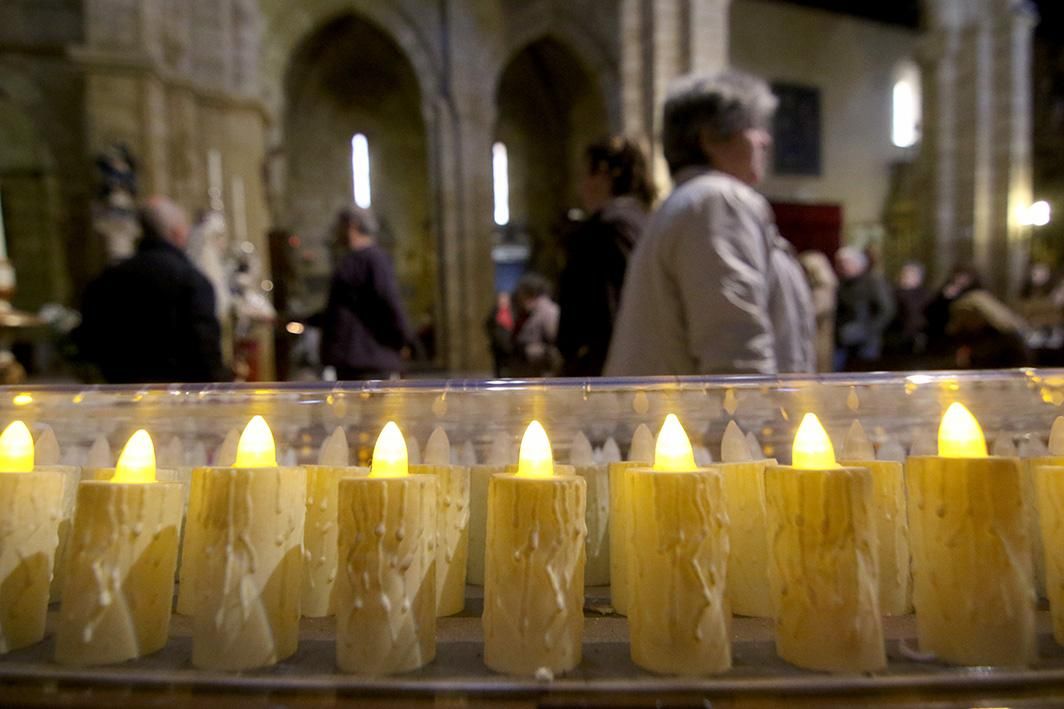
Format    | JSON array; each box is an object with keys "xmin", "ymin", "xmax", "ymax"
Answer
[
  {"xmin": 12, "ymin": 393, "xmax": 32, "ymax": 407},
  {"xmin": 233, "ymin": 415, "xmax": 277, "ymax": 468},
  {"xmin": 370, "ymin": 421, "xmax": 408, "ymax": 478},
  {"xmin": 792, "ymin": 413, "xmax": 837, "ymax": 470},
  {"xmin": 0, "ymin": 421, "xmax": 33, "ymax": 472},
  {"xmin": 938, "ymin": 402, "xmax": 987, "ymax": 458},
  {"xmin": 492, "ymin": 142, "xmax": 510, "ymax": 226},
  {"xmin": 285, "ymin": 321, "xmax": 305, "ymax": 335},
  {"xmin": 112, "ymin": 430, "xmax": 156, "ymax": 484},
  {"xmin": 892, "ymin": 78, "xmax": 919, "ymax": 148},
  {"xmin": 351, "ymin": 133, "xmax": 371, "ymax": 208},
  {"xmin": 653, "ymin": 414, "xmax": 697, "ymax": 471},
  {"xmin": 516, "ymin": 420, "xmax": 553, "ymax": 478},
  {"xmin": 1021, "ymin": 200, "xmax": 1051, "ymax": 227}
]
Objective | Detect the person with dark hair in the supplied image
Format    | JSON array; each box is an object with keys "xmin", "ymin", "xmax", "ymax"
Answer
[
  {"xmin": 557, "ymin": 136, "xmax": 654, "ymax": 376},
  {"xmin": 605, "ymin": 70, "xmax": 815, "ymax": 375},
  {"xmin": 510, "ymin": 273, "xmax": 561, "ymax": 377},
  {"xmin": 319, "ymin": 204, "xmax": 416, "ymax": 380},
  {"xmin": 77, "ymin": 196, "xmax": 230, "ymax": 383},
  {"xmin": 833, "ymin": 246, "xmax": 894, "ymax": 371}
]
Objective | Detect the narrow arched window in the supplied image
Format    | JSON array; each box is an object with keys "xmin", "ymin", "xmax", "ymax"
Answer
[
  {"xmin": 892, "ymin": 62, "xmax": 920, "ymax": 148},
  {"xmin": 351, "ymin": 133, "xmax": 371, "ymax": 208},
  {"xmin": 492, "ymin": 142, "xmax": 510, "ymax": 226}
]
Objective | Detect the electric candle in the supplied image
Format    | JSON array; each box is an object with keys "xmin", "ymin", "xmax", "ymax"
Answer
[
  {"xmin": 608, "ymin": 422, "xmax": 653, "ymax": 615},
  {"xmin": 301, "ymin": 426, "xmax": 368, "ymax": 618},
  {"xmin": 337, "ymin": 421, "xmax": 437, "ymax": 674},
  {"xmin": 85, "ymin": 434, "xmax": 112, "ymax": 470},
  {"xmin": 483, "ymin": 421, "xmax": 586, "ymax": 676},
  {"xmin": 33, "ymin": 425, "xmax": 81, "ymax": 602},
  {"xmin": 907, "ymin": 402, "xmax": 1036, "ymax": 665},
  {"xmin": 411, "ymin": 426, "xmax": 470, "ymax": 617},
  {"xmin": 1023, "ymin": 415, "xmax": 1064, "ymax": 599},
  {"xmin": 571, "ymin": 431, "xmax": 610, "ymax": 586},
  {"xmin": 467, "ymin": 430, "xmax": 514, "ymax": 585},
  {"xmin": 56, "ymin": 430, "xmax": 183, "ymax": 665},
  {"xmin": 0, "ymin": 421, "xmax": 64, "ymax": 653},
  {"xmin": 718, "ymin": 420, "xmax": 774, "ymax": 618},
  {"xmin": 839, "ymin": 420, "xmax": 912, "ymax": 615},
  {"xmin": 191, "ymin": 416, "xmax": 306, "ymax": 671},
  {"xmin": 627, "ymin": 414, "xmax": 730, "ymax": 675},
  {"xmin": 764, "ymin": 413, "xmax": 885, "ymax": 673},
  {"xmin": 1038, "ymin": 461, "xmax": 1064, "ymax": 644}
]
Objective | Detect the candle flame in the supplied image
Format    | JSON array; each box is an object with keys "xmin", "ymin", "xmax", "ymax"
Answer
[
  {"xmin": 0, "ymin": 421, "xmax": 33, "ymax": 472},
  {"xmin": 792, "ymin": 413, "xmax": 837, "ymax": 469},
  {"xmin": 370, "ymin": 421, "xmax": 409, "ymax": 478},
  {"xmin": 516, "ymin": 420, "xmax": 553, "ymax": 478},
  {"xmin": 233, "ymin": 415, "xmax": 277, "ymax": 468},
  {"xmin": 654, "ymin": 414, "xmax": 696, "ymax": 471},
  {"xmin": 938, "ymin": 402, "xmax": 987, "ymax": 458},
  {"xmin": 112, "ymin": 429, "xmax": 156, "ymax": 484}
]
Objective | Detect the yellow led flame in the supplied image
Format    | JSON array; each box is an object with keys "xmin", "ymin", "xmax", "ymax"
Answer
[
  {"xmin": 938, "ymin": 402, "xmax": 987, "ymax": 458},
  {"xmin": 233, "ymin": 415, "xmax": 277, "ymax": 468},
  {"xmin": 653, "ymin": 413, "xmax": 696, "ymax": 471},
  {"xmin": 112, "ymin": 429, "xmax": 156, "ymax": 484},
  {"xmin": 792, "ymin": 413, "xmax": 837, "ymax": 470},
  {"xmin": 516, "ymin": 420, "xmax": 554, "ymax": 478},
  {"xmin": 370, "ymin": 421, "xmax": 409, "ymax": 478},
  {"xmin": 12, "ymin": 393, "xmax": 32, "ymax": 407},
  {"xmin": 0, "ymin": 421, "xmax": 34, "ymax": 472}
]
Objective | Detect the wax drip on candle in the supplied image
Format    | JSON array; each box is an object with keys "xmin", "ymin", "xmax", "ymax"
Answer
[
  {"xmin": 938, "ymin": 402, "xmax": 987, "ymax": 458},
  {"xmin": 842, "ymin": 420, "xmax": 876, "ymax": 460},
  {"xmin": 86, "ymin": 435, "xmax": 113, "ymax": 468},
  {"xmin": 792, "ymin": 413, "xmax": 837, "ymax": 469},
  {"xmin": 370, "ymin": 422, "xmax": 409, "ymax": 478},
  {"xmin": 318, "ymin": 426, "xmax": 349, "ymax": 466},
  {"xmin": 0, "ymin": 421, "xmax": 34, "ymax": 472},
  {"xmin": 405, "ymin": 434, "xmax": 422, "ymax": 466},
  {"xmin": 721, "ymin": 420, "xmax": 753, "ymax": 463},
  {"xmin": 628, "ymin": 424, "xmax": 654, "ymax": 463},
  {"xmin": 486, "ymin": 431, "xmax": 513, "ymax": 466},
  {"xmin": 1050, "ymin": 416, "xmax": 1064, "ymax": 456},
  {"xmin": 424, "ymin": 427, "xmax": 450, "ymax": 466},
  {"xmin": 569, "ymin": 432, "xmax": 594, "ymax": 466},
  {"xmin": 233, "ymin": 416, "xmax": 277, "ymax": 468},
  {"xmin": 515, "ymin": 421, "xmax": 553, "ymax": 478},
  {"xmin": 35, "ymin": 424, "xmax": 61, "ymax": 467},
  {"xmin": 991, "ymin": 434, "xmax": 1018, "ymax": 458},
  {"xmin": 877, "ymin": 437, "xmax": 906, "ymax": 462},
  {"xmin": 654, "ymin": 414, "xmax": 696, "ymax": 472},
  {"xmin": 111, "ymin": 430, "xmax": 157, "ymax": 484},
  {"xmin": 459, "ymin": 439, "xmax": 477, "ymax": 466},
  {"xmin": 601, "ymin": 437, "xmax": 622, "ymax": 463},
  {"xmin": 746, "ymin": 431, "xmax": 764, "ymax": 458},
  {"xmin": 1018, "ymin": 434, "xmax": 1048, "ymax": 458},
  {"xmin": 214, "ymin": 428, "xmax": 240, "ymax": 466}
]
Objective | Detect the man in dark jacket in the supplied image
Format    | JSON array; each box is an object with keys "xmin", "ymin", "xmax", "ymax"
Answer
[
  {"xmin": 319, "ymin": 205, "xmax": 416, "ymax": 380},
  {"xmin": 833, "ymin": 246, "xmax": 895, "ymax": 371},
  {"xmin": 78, "ymin": 196, "xmax": 230, "ymax": 383}
]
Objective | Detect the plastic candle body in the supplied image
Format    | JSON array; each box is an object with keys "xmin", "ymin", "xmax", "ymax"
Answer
[
  {"xmin": 483, "ymin": 421, "xmax": 587, "ymax": 675},
  {"xmin": 608, "ymin": 423, "xmax": 653, "ymax": 615},
  {"xmin": 570, "ymin": 432, "xmax": 610, "ymax": 586},
  {"xmin": 0, "ymin": 421, "xmax": 63, "ymax": 653},
  {"xmin": 336, "ymin": 422, "xmax": 438, "ymax": 673},
  {"xmin": 627, "ymin": 415, "xmax": 731, "ymax": 675},
  {"xmin": 718, "ymin": 420, "xmax": 775, "ymax": 618},
  {"xmin": 906, "ymin": 403, "xmax": 1035, "ymax": 665},
  {"xmin": 1023, "ymin": 418, "xmax": 1064, "ymax": 600},
  {"xmin": 190, "ymin": 417, "xmax": 307, "ymax": 671},
  {"xmin": 467, "ymin": 431, "xmax": 514, "ymax": 585},
  {"xmin": 56, "ymin": 431, "xmax": 183, "ymax": 665},
  {"xmin": 839, "ymin": 421, "xmax": 912, "ymax": 615},
  {"xmin": 1036, "ymin": 465, "xmax": 1064, "ymax": 643},
  {"xmin": 764, "ymin": 413, "xmax": 885, "ymax": 672}
]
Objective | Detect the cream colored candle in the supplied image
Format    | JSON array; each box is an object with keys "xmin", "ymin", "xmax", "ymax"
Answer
[
  {"xmin": 718, "ymin": 420, "xmax": 774, "ymax": 618},
  {"xmin": 213, "ymin": 427, "xmax": 239, "ymax": 466},
  {"xmin": 601, "ymin": 437, "xmax": 621, "ymax": 463},
  {"xmin": 336, "ymin": 422, "xmax": 437, "ymax": 674},
  {"xmin": 765, "ymin": 414, "xmax": 885, "ymax": 673},
  {"xmin": 608, "ymin": 423, "xmax": 653, "ymax": 615},
  {"xmin": 907, "ymin": 403, "xmax": 1036, "ymax": 666},
  {"xmin": 571, "ymin": 432, "xmax": 610, "ymax": 586},
  {"xmin": 1037, "ymin": 464, "xmax": 1064, "ymax": 644},
  {"xmin": 467, "ymin": 430, "xmax": 514, "ymax": 585},
  {"xmin": 35, "ymin": 425, "xmax": 61, "ymax": 466},
  {"xmin": 36, "ymin": 425, "xmax": 80, "ymax": 603},
  {"xmin": 484, "ymin": 421, "xmax": 586, "ymax": 676},
  {"xmin": 0, "ymin": 422, "xmax": 64, "ymax": 653},
  {"xmin": 191, "ymin": 416, "xmax": 306, "ymax": 671},
  {"xmin": 56, "ymin": 431, "xmax": 183, "ymax": 665},
  {"xmin": 1024, "ymin": 416, "xmax": 1064, "ymax": 598},
  {"xmin": 414, "ymin": 426, "xmax": 470, "ymax": 617},
  {"xmin": 628, "ymin": 415, "xmax": 730, "ymax": 675},
  {"xmin": 839, "ymin": 420, "xmax": 911, "ymax": 616},
  {"xmin": 302, "ymin": 427, "xmax": 369, "ymax": 618}
]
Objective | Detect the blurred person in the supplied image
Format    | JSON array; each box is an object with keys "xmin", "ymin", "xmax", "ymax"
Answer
[
  {"xmin": 884, "ymin": 260, "xmax": 931, "ymax": 360},
  {"xmin": 319, "ymin": 205, "xmax": 416, "ymax": 380},
  {"xmin": 833, "ymin": 246, "xmax": 895, "ymax": 371},
  {"xmin": 606, "ymin": 70, "xmax": 815, "ymax": 375},
  {"xmin": 510, "ymin": 273, "xmax": 561, "ymax": 377},
  {"xmin": 485, "ymin": 291, "xmax": 515, "ymax": 377},
  {"xmin": 948, "ymin": 289, "xmax": 1031, "ymax": 368},
  {"xmin": 77, "ymin": 196, "xmax": 229, "ymax": 383},
  {"xmin": 924, "ymin": 264, "xmax": 983, "ymax": 352},
  {"xmin": 798, "ymin": 250, "xmax": 838, "ymax": 372},
  {"xmin": 1018, "ymin": 261, "xmax": 1063, "ymax": 342},
  {"xmin": 557, "ymin": 136, "xmax": 654, "ymax": 376}
]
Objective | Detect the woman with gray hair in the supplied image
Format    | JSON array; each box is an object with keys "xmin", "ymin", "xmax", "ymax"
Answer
[{"xmin": 605, "ymin": 70, "xmax": 815, "ymax": 375}]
